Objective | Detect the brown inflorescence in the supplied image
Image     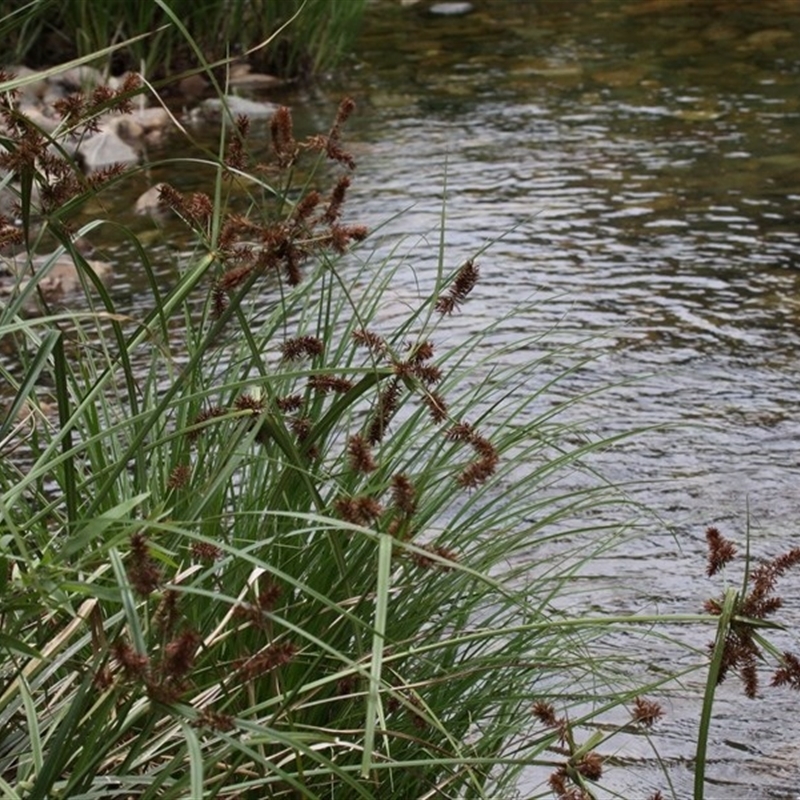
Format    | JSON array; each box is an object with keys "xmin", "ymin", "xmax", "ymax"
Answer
[
  {"xmin": 189, "ymin": 406, "xmax": 227, "ymax": 441},
  {"xmin": 270, "ymin": 106, "xmax": 297, "ymax": 168},
  {"xmin": 258, "ymin": 581, "xmax": 282, "ymax": 611},
  {"xmin": 154, "ymin": 589, "xmax": 181, "ymax": 637},
  {"xmin": 234, "ymin": 393, "xmax": 265, "ymax": 415},
  {"xmin": 162, "ymin": 629, "xmax": 201, "ymax": 679},
  {"xmin": 410, "ymin": 543, "xmax": 458, "ymax": 571},
  {"xmin": 308, "ymin": 374, "xmax": 353, "ymax": 394},
  {"xmin": 158, "ymin": 183, "xmax": 188, "ymax": 217},
  {"xmin": 224, "ymin": 114, "xmax": 251, "ymax": 173},
  {"xmin": 211, "ymin": 283, "xmax": 228, "ymax": 318},
  {"xmin": 347, "ymin": 434, "xmax": 377, "ymax": 473},
  {"xmin": 704, "ymin": 540, "xmax": 800, "ymax": 698},
  {"xmin": 234, "ymin": 641, "xmax": 298, "ymax": 681},
  {"xmin": 424, "ymin": 392, "xmax": 449, "ymax": 424},
  {"xmin": 191, "ymin": 541, "xmax": 223, "ymax": 562},
  {"xmin": 576, "ymin": 751, "xmax": 603, "ymax": 781},
  {"xmin": 368, "ymin": 379, "xmax": 402, "ymax": 445},
  {"xmin": 457, "ymin": 433, "xmax": 499, "ymax": 490},
  {"xmin": 323, "ymin": 175, "xmax": 350, "ymax": 224},
  {"xmin": 391, "ymin": 473, "xmax": 417, "ymax": 516},
  {"xmin": 93, "ymin": 666, "xmax": 114, "ymax": 691},
  {"xmin": 167, "ymin": 463, "xmax": 191, "ymax": 489},
  {"xmin": 531, "ymin": 700, "xmax": 559, "ymax": 727},
  {"xmin": 216, "ymin": 263, "xmax": 254, "ymax": 294},
  {"xmin": 186, "ymin": 192, "xmax": 214, "ymax": 230},
  {"xmin": 746, "ymin": 547, "xmax": 800, "ymax": 614},
  {"xmin": 0, "ymin": 215, "xmax": 24, "ymax": 249},
  {"xmin": 291, "ymin": 189, "xmax": 322, "ymax": 223},
  {"xmin": 446, "ymin": 422, "xmax": 476, "ymax": 443},
  {"xmin": 327, "ymin": 223, "xmax": 368, "ymax": 254},
  {"xmin": 772, "ymin": 651, "xmax": 800, "ymax": 690},
  {"xmin": 280, "ymin": 335, "xmax": 325, "ymax": 361},
  {"xmin": 112, "ymin": 639, "xmax": 149, "ymax": 681},
  {"xmin": 410, "ymin": 340, "xmax": 435, "ymax": 363},
  {"xmin": 127, "ymin": 532, "xmax": 161, "ymax": 596},
  {"xmin": 705, "ymin": 526, "xmax": 737, "ymax": 576},
  {"xmin": 435, "ymin": 259, "xmax": 479, "ymax": 315},
  {"xmin": 194, "ymin": 708, "xmax": 235, "ymax": 732},
  {"xmin": 630, "ymin": 696, "xmax": 664, "ymax": 727},
  {"xmin": 276, "ymin": 393, "xmax": 305, "ymax": 413},
  {"xmin": 304, "ymin": 97, "xmax": 358, "ymax": 170},
  {"xmin": 334, "ymin": 495, "xmax": 384, "ymax": 526},
  {"xmin": 411, "ymin": 363, "xmax": 442, "ymax": 385},
  {"xmin": 353, "ymin": 328, "xmax": 387, "ymax": 354},
  {"xmin": 289, "ymin": 415, "xmax": 312, "ymax": 442}
]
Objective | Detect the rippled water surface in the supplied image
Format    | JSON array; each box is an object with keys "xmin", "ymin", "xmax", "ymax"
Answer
[
  {"xmin": 19, "ymin": 0, "xmax": 800, "ymax": 796},
  {"xmin": 339, "ymin": 2, "xmax": 800, "ymax": 796}
]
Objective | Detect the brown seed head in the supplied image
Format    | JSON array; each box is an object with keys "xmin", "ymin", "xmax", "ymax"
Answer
[
  {"xmin": 576, "ymin": 751, "xmax": 603, "ymax": 781},
  {"xmin": 112, "ymin": 639, "xmax": 149, "ymax": 680},
  {"xmin": 436, "ymin": 259, "xmax": 479, "ymax": 314},
  {"xmin": 532, "ymin": 700, "xmax": 559, "ymax": 727},
  {"xmin": 348, "ymin": 434, "xmax": 377, "ymax": 473},
  {"xmin": 705, "ymin": 526, "xmax": 737, "ymax": 576},
  {"xmin": 235, "ymin": 641, "xmax": 298, "ymax": 680},
  {"xmin": 191, "ymin": 541, "xmax": 223, "ymax": 562},
  {"xmin": 391, "ymin": 473, "xmax": 417, "ymax": 516},
  {"xmin": 163, "ymin": 629, "xmax": 201, "ymax": 678},
  {"xmin": 281, "ymin": 335, "xmax": 324, "ymax": 361},
  {"xmin": 127, "ymin": 532, "xmax": 161, "ymax": 596},
  {"xmin": 167, "ymin": 463, "xmax": 191, "ymax": 489},
  {"xmin": 308, "ymin": 374, "xmax": 354, "ymax": 394},
  {"xmin": 772, "ymin": 651, "xmax": 800, "ymax": 690},
  {"xmin": 630, "ymin": 696, "xmax": 664, "ymax": 727}
]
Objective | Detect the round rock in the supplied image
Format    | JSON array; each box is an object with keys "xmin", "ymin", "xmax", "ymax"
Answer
[{"xmin": 428, "ymin": 2, "xmax": 474, "ymax": 16}]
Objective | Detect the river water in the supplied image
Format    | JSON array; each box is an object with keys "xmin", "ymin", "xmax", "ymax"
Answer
[
  {"xmin": 11, "ymin": 0, "xmax": 800, "ymax": 796},
  {"xmin": 337, "ymin": 2, "xmax": 800, "ymax": 797}
]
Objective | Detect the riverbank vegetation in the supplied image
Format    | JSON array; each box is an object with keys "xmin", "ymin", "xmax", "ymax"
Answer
[
  {"xmin": 2, "ymin": 4, "xmax": 800, "ymax": 799},
  {"xmin": 5, "ymin": 0, "xmax": 367, "ymax": 78}
]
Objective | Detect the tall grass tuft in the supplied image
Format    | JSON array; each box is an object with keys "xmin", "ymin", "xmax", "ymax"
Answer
[
  {"xmin": 6, "ymin": 0, "xmax": 367, "ymax": 79},
  {"xmin": 0, "ymin": 63, "xmax": 686, "ymax": 795}
]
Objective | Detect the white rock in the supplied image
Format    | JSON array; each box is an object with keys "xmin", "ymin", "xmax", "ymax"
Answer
[
  {"xmin": 195, "ymin": 95, "xmax": 280, "ymax": 120},
  {"xmin": 134, "ymin": 183, "xmax": 169, "ymax": 218}
]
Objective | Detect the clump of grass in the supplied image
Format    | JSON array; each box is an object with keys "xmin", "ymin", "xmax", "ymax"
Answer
[
  {"xmin": 0, "ymin": 64, "xmax": 677, "ymax": 796},
  {"xmin": 6, "ymin": 0, "xmax": 367, "ymax": 80}
]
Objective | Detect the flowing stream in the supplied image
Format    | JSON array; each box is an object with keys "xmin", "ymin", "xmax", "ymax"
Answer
[
  {"xmin": 335, "ymin": 4, "xmax": 800, "ymax": 797},
  {"xmin": 326, "ymin": 5, "xmax": 800, "ymax": 795}
]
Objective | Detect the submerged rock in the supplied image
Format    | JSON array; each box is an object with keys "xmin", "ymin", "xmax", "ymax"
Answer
[
  {"xmin": 72, "ymin": 109, "xmax": 174, "ymax": 171},
  {"xmin": 228, "ymin": 63, "xmax": 284, "ymax": 91},
  {"xmin": 0, "ymin": 249, "xmax": 111, "ymax": 306},
  {"xmin": 194, "ymin": 95, "xmax": 281, "ymax": 121},
  {"xmin": 74, "ymin": 121, "xmax": 140, "ymax": 172},
  {"xmin": 428, "ymin": 2, "xmax": 474, "ymax": 15},
  {"xmin": 134, "ymin": 183, "xmax": 169, "ymax": 219}
]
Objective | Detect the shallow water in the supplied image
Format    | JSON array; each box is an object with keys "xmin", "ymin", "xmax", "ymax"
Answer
[
  {"xmin": 339, "ymin": 2, "xmax": 800, "ymax": 796},
  {"xmin": 8, "ymin": 0, "xmax": 800, "ymax": 795}
]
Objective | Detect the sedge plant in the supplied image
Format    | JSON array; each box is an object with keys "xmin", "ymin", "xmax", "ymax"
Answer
[{"xmin": 2, "ymin": 34, "xmax": 796, "ymax": 800}]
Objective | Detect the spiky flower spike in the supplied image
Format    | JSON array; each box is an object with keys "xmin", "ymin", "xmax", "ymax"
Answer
[
  {"xmin": 705, "ymin": 526, "xmax": 737, "ymax": 576},
  {"xmin": 436, "ymin": 259, "xmax": 479, "ymax": 314}
]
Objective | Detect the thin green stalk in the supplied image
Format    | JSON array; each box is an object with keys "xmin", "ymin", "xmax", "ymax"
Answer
[
  {"xmin": 361, "ymin": 532, "xmax": 392, "ymax": 778},
  {"xmin": 694, "ymin": 587, "xmax": 738, "ymax": 800}
]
